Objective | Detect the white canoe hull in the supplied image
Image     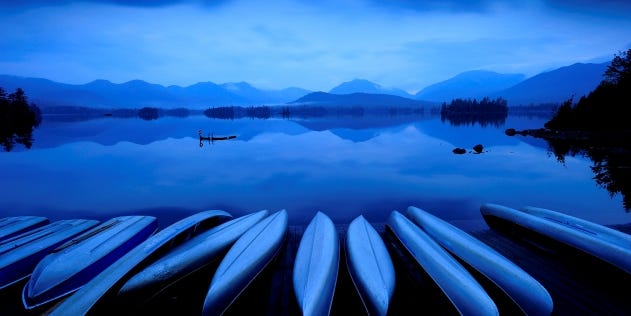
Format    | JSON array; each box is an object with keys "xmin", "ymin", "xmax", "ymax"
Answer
[
  {"xmin": 22, "ymin": 215, "xmax": 158, "ymax": 309},
  {"xmin": 48, "ymin": 210, "xmax": 232, "ymax": 316},
  {"xmin": 119, "ymin": 210, "xmax": 268, "ymax": 303},
  {"xmin": 481, "ymin": 203, "xmax": 631, "ymax": 274},
  {"xmin": 407, "ymin": 206, "xmax": 553, "ymax": 316},
  {"xmin": 0, "ymin": 219, "xmax": 100, "ymax": 290},
  {"xmin": 293, "ymin": 211, "xmax": 340, "ymax": 316},
  {"xmin": 0, "ymin": 216, "xmax": 49, "ymax": 242},
  {"xmin": 345, "ymin": 215, "xmax": 395, "ymax": 316},
  {"xmin": 202, "ymin": 210, "xmax": 288, "ymax": 315},
  {"xmin": 386, "ymin": 210, "xmax": 498, "ymax": 316}
]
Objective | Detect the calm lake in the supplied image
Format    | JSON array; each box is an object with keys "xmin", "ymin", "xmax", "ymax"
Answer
[{"xmin": 1, "ymin": 112, "xmax": 629, "ymax": 230}]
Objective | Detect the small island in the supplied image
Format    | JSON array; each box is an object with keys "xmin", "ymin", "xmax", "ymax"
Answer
[{"xmin": 440, "ymin": 97, "xmax": 509, "ymax": 127}]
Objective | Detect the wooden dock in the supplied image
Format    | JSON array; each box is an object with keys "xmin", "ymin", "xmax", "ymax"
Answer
[{"xmin": 1, "ymin": 223, "xmax": 630, "ymax": 315}]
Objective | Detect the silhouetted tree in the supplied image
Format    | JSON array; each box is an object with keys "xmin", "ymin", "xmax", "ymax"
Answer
[
  {"xmin": 540, "ymin": 50, "xmax": 631, "ymax": 211},
  {"xmin": 138, "ymin": 107, "xmax": 160, "ymax": 120},
  {"xmin": 0, "ymin": 87, "xmax": 42, "ymax": 151},
  {"xmin": 545, "ymin": 48, "xmax": 631, "ymax": 131},
  {"xmin": 604, "ymin": 48, "xmax": 631, "ymax": 87},
  {"xmin": 246, "ymin": 106, "xmax": 271, "ymax": 119},
  {"xmin": 204, "ymin": 106, "xmax": 236, "ymax": 119},
  {"xmin": 440, "ymin": 97, "xmax": 508, "ymax": 127},
  {"xmin": 544, "ymin": 98, "xmax": 575, "ymax": 130},
  {"xmin": 281, "ymin": 106, "xmax": 291, "ymax": 119}
]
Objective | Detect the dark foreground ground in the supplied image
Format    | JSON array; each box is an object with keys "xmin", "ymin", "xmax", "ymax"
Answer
[{"xmin": 1, "ymin": 223, "xmax": 630, "ymax": 315}]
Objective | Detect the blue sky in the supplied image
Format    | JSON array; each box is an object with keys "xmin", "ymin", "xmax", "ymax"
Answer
[{"xmin": 1, "ymin": 0, "xmax": 630, "ymax": 93}]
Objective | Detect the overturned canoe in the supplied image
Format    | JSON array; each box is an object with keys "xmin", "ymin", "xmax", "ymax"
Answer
[
  {"xmin": 346, "ymin": 215, "xmax": 395, "ymax": 316},
  {"xmin": 0, "ymin": 219, "xmax": 100, "ymax": 291},
  {"xmin": 48, "ymin": 210, "xmax": 232, "ymax": 316},
  {"xmin": 386, "ymin": 210, "xmax": 498, "ymax": 316},
  {"xmin": 0, "ymin": 216, "xmax": 49, "ymax": 242},
  {"xmin": 481, "ymin": 203, "xmax": 631, "ymax": 274},
  {"xmin": 22, "ymin": 215, "xmax": 158, "ymax": 309},
  {"xmin": 407, "ymin": 206, "xmax": 553, "ymax": 316},
  {"xmin": 293, "ymin": 211, "xmax": 339, "ymax": 316},
  {"xmin": 202, "ymin": 210, "xmax": 288, "ymax": 315},
  {"xmin": 119, "ymin": 210, "xmax": 269, "ymax": 303}
]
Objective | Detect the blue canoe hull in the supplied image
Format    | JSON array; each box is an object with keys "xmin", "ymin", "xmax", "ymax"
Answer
[
  {"xmin": 293, "ymin": 211, "xmax": 340, "ymax": 316},
  {"xmin": 346, "ymin": 215, "xmax": 395, "ymax": 316},
  {"xmin": 22, "ymin": 215, "xmax": 158, "ymax": 309},
  {"xmin": 0, "ymin": 216, "xmax": 50, "ymax": 242},
  {"xmin": 482, "ymin": 203, "xmax": 631, "ymax": 274},
  {"xmin": 202, "ymin": 210, "xmax": 288, "ymax": 316},
  {"xmin": 119, "ymin": 210, "xmax": 269, "ymax": 303},
  {"xmin": 0, "ymin": 219, "xmax": 100, "ymax": 291},
  {"xmin": 386, "ymin": 210, "xmax": 498, "ymax": 316},
  {"xmin": 48, "ymin": 210, "xmax": 232, "ymax": 315},
  {"xmin": 407, "ymin": 206, "xmax": 553, "ymax": 316}
]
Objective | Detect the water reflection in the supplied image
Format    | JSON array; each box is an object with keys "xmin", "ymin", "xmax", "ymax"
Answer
[
  {"xmin": 440, "ymin": 112, "xmax": 507, "ymax": 127},
  {"xmin": 545, "ymin": 138, "xmax": 631, "ymax": 211},
  {"xmin": 198, "ymin": 129, "xmax": 237, "ymax": 147},
  {"xmin": 1, "ymin": 114, "xmax": 628, "ymax": 229}
]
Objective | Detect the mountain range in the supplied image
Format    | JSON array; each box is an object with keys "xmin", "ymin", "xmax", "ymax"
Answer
[
  {"xmin": 0, "ymin": 76, "xmax": 311, "ymax": 109},
  {"xmin": 289, "ymin": 91, "xmax": 433, "ymax": 108},
  {"xmin": 489, "ymin": 62, "xmax": 609, "ymax": 105},
  {"xmin": 289, "ymin": 62, "xmax": 608, "ymax": 107},
  {"xmin": 0, "ymin": 61, "xmax": 609, "ymax": 109}
]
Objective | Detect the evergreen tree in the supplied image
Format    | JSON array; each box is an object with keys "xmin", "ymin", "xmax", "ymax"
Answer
[
  {"xmin": 545, "ymin": 48, "xmax": 631, "ymax": 131},
  {"xmin": 0, "ymin": 86, "xmax": 42, "ymax": 151},
  {"xmin": 604, "ymin": 49, "xmax": 631, "ymax": 87}
]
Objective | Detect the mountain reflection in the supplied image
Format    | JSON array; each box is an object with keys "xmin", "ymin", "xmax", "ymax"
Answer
[{"xmin": 546, "ymin": 138, "xmax": 631, "ymax": 211}]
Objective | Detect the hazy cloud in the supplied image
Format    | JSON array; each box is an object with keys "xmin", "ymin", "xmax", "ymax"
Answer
[
  {"xmin": 0, "ymin": 0, "xmax": 229, "ymax": 9},
  {"xmin": 1, "ymin": 0, "xmax": 630, "ymax": 91},
  {"xmin": 2, "ymin": 0, "xmax": 631, "ymax": 16}
]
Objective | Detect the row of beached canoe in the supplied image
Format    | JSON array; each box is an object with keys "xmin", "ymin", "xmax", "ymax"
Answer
[{"xmin": 0, "ymin": 203, "xmax": 630, "ymax": 315}]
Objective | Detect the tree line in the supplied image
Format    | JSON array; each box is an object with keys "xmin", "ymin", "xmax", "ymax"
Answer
[
  {"xmin": 439, "ymin": 97, "xmax": 509, "ymax": 127},
  {"xmin": 202, "ymin": 105, "xmax": 423, "ymax": 120},
  {"xmin": 440, "ymin": 97, "xmax": 509, "ymax": 115},
  {"xmin": 0, "ymin": 87, "xmax": 42, "ymax": 151},
  {"xmin": 545, "ymin": 48, "xmax": 631, "ymax": 131},
  {"xmin": 539, "ymin": 49, "xmax": 631, "ymax": 211}
]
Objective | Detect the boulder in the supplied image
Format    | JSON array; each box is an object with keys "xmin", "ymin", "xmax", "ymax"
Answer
[{"xmin": 473, "ymin": 144, "xmax": 484, "ymax": 153}]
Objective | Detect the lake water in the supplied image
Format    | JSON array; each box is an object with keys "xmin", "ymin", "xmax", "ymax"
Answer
[{"xmin": 1, "ymin": 113, "xmax": 628, "ymax": 230}]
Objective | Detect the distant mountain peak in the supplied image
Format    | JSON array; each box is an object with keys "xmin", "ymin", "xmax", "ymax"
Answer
[
  {"xmin": 453, "ymin": 69, "xmax": 523, "ymax": 80},
  {"xmin": 290, "ymin": 90, "xmax": 431, "ymax": 105},
  {"xmin": 123, "ymin": 79, "xmax": 148, "ymax": 84},
  {"xmin": 220, "ymin": 81, "xmax": 256, "ymax": 91},
  {"xmin": 494, "ymin": 61, "xmax": 609, "ymax": 105},
  {"xmin": 189, "ymin": 81, "xmax": 222, "ymax": 88},
  {"xmin": 415, "ymin": 70, "xmax": 526, "ymax": 102},
  {"xmin": 120, "ymin": 79, "xmax": 165, "ymax": 89},
  {"xmin": 329, "ymin": 78, "xmax": 412, "ymax": 98},
  {"xmin": 87, "ymin": 79, "xmax": 112, "ymax": 84},
  {"xmin": 329, "ymin": 79, "xmax": 381, "ymax": 94}
]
